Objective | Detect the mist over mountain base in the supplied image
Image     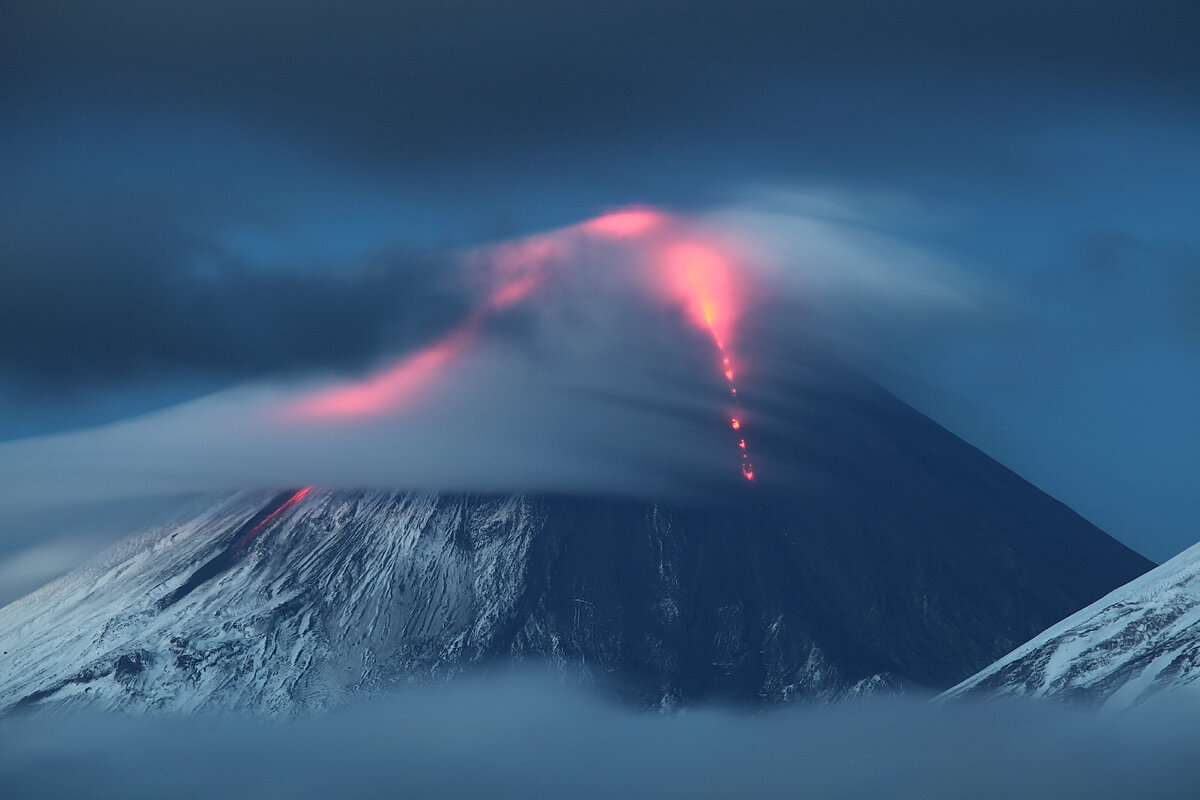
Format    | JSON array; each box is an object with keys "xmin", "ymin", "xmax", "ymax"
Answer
[{"xmin": 2, "ymin": 672, "xmax": 1197, "ymax": 800}]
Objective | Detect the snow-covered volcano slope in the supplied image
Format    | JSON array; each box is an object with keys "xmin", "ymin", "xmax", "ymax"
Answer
[
  {"xmin": 941, "ymin": 537, "xmax": 1200, "ymax": 710},
  {"xmin": 0, "ymin": 491, "xmax": 546, "ymax": 714},
  {"xmin": 0, "ymin": 374, "xmax": 1153, "ymax": 714}
]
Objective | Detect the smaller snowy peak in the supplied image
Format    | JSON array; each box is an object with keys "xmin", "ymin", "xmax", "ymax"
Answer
[{"xmin": 941, "ymin": 538, "xmax": 1200, "ymax": 710}]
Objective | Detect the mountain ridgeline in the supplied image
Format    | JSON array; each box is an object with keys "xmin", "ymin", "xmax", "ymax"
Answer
[
  {"xmin": 942, "ymin": 537, "xmax": 1200, "ymax": 709},
  {"xmin": 0, "ymin": 371, "xmax": 1153, "ymax": 713}
]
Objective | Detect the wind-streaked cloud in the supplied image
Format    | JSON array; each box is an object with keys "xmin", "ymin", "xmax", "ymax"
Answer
[{"xmin": 0, "ymin": 197, "xmax": 974, "ymax": 521}]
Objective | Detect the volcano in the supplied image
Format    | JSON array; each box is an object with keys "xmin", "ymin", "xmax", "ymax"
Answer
[{"xmin": 0, "ymin": 369, "xmax": 1152, "ymax": 713}]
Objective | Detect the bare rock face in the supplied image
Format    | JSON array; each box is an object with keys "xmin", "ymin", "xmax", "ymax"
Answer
[{"xmin": 0, "ymin": 374, "xmax": 1153, "ymax": 714}]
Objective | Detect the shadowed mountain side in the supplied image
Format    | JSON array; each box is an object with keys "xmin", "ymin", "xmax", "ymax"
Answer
[{"xmin": 742, "ymin": 365, "xmax": 1155, "ymax": 689}]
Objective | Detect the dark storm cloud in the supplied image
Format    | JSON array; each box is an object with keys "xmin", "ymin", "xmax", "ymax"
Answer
[
  {"xmin": 2, "ymin": 676, "xmax": 1200, "ymax": 800},
  {"xmin": 0, "ymin": 193, "xmax": 466, "ymax": 389},
  {"xmin": 3, "ymin": 1, "xmax": 1197, "ymax": 169}
]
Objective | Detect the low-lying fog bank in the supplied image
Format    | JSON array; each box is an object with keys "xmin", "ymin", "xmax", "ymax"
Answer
[{"xmin": 2, "ymin": 672, "xmax": 1197, "ymax": 799}]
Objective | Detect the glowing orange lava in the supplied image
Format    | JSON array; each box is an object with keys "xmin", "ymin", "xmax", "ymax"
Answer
[
  {"xmin": 656, "ymin": 240, "xmax": 756, "ymax": 480},
  {"xmin": 239, "ymin": 487, "xmax": 312, "ymax": 548},
  {"xmin": 662, "ymin": 242, "xmax": 740, "ymax": 347},
  {"xmin": 282, "ymin": 207, "xmax": 760, "ymax": 482},
  {"xmin": 288, "ymin": 226, "xmax": 576, "ymax": 420},
  {"xmin": 581, "ymin": 208, "xmax": 666, "ymax": 238},
  {"xmin": 486, "ymin": 273, "xmax": 543, "ymax": 311},
  {"xmin": 289, "ymin": 328, "xmax": 473, "ymax": 419}
]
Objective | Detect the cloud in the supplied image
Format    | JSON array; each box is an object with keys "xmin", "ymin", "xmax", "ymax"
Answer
[
  {"xmin": 0, "ymin": 493, "xmax": 204, "ymax": 606},
  {"xmin": 4, "ymin": 1, "xmax": 1196, "ymax": 172},
  {"xmin": 711, "ymin": 189, "xmax": 976, "ymax": 327},
  {"xmin": 0, "ymin": 193, "xmax": 467, "ymax": 390},
  {"xmin": 3, "ymin": 0, "xmax": 1193, "ymax": 423},
  {"xmin": 1, "ymin": 674, "xmax": 1198, "ymax": 800},
  {"xmin": 0, "ymin": 194, "xmax": 976, "ymax": 528},
  {"xmin": 0, "ymin": 538, "xmax": 99, "ymax": 608}
]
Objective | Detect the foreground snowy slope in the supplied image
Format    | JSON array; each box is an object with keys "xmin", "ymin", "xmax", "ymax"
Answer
[
  {"xmin": 941, "ymin": 538, "xmax": 1200, "ymax": 709},
  {"xmin": 0, "ymin": 482, "xmax": 1150, "ymax": 715},
  {"xmin": 0, "ymin": 491, "xmax": 545, "ymax": 713},
  {"xmin": 2, "ymin": 489, "xmax": 921, "ymax": 713}
]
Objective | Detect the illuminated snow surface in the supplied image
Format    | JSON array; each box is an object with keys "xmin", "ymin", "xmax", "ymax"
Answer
[
  {"xmin": 0, "ymin": 491, "xmax": 543, "ymax": 713},
  {"xmin": 943, "ymin": 537, "xmax": 1200, "ymax": 709}
]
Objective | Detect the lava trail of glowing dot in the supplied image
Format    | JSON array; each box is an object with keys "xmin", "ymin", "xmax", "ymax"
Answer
[
  {"xmin": 239, "ymin": 487, "xmax": 312, "ymax": 548},
  {"xmin": 718, "ymin": 345, "xmax": 755, "ymax": 482},
  {"xmin": 661, "ymin": 243, "xmax": 756, "ymax": 481},
  {"xmin": 285, "ymin": 207, "xmax": 757, "ymax": 481}
]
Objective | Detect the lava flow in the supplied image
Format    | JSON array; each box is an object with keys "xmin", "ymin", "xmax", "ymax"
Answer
[
  {"xmin": 282, "ymin": 206, "xmax": 759, "ymax": 482},
  {"xmin": 157, "ymin": 487, "xmax": 316, "ymax": 612},
  {"xmin": 238, "ymin": 487, "xmax": 312, "ymax": 548},
  {"xmin": 584, "ymin": 212, "xmax": 759, "ymax": 481},
  {"xmin": 661, "ymin": 242, "xmax": 757, "ymax": 481},
  {"xmin": 285, "ymin": 236, "xmax": 555, "ymax": 420}
]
